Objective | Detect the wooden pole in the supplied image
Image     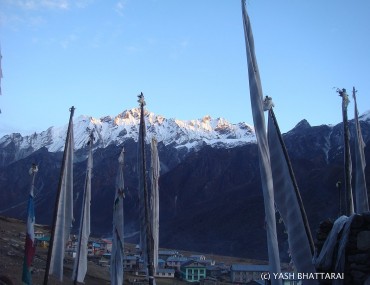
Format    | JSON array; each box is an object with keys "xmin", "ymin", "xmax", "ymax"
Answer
[
  {"xmin": 138, "ymin": 93, "xmax": 155, "ymax": 285},
  {"xmin": 43, "ymin": 106, "xmax": 75, "ymax": 285},
  {"xmin": 268, "ymin": 108, "xmax": 315, "ymax": 255},
  {"xmin": 338, "ymin": 88, "xmax": 354, "ymax": 216}
]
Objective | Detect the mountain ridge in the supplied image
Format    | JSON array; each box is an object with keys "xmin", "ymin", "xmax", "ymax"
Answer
[
  {"xmin": 2, "ymin": 108, "xmax": 370, "ymax": 168},
  {"xmin": 0, "ymin": 108, "xmax": 255, "ymax": 167},
  {"xmin": 1, "ymin": 109, "xmax": 370, "ymax": 260}
]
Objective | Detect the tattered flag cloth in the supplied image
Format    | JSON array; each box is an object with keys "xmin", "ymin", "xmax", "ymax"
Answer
[
  {"xmin": 241, "ymin": 1, "xmax": 282, "ymax": 284},
  {"xmin": 22, "ymin": 165, "xmax": 38, "ymax": 285},
  {"xmin": 138, "ymin": 94, "xmax": 148, "ymax": 269},
  {"xmin": 110, "ymin": 147, "xmax": 125, "ymax": 285},
  {"xmin": 338, "ymin": 89, "xmax": 354, "ymax": 215},
  {"xmin": 268, "ymin": 114, "xmax": 317, "ymax": 285},
  {"xmin": 151, "ymin": 138, "xmax": 160, "ymax": 273},
  {"xmin": 49, "ymin": 112, "xmax": 74, "ymax": 281},
  {"xmin": 353, "ymin": 89, "xmax": 369, "ymax": 213},
  {"xmin": 314, "ymin": 215, "xmax": 355, "ymax": 285},
  {"xmin": 22, "ymin": 194, "xmax": 35, "ymax": 284},
  {"xmin": 137, "ymin": 93, "xmax": 156, "ymax": 285},
  {"xmin": 72, "ymin": 136, "xmax": 93, "ymax": 283}
]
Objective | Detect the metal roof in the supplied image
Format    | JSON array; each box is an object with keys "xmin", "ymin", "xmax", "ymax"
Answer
[{"xmin": 230, "ymin": 264, "xmax": 270, "ymax": 272}]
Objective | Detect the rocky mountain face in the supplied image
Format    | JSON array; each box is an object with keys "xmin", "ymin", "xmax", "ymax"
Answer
[
  {"xmin": 0, "ymin": 108, "xmax": 254, "ymax": 168},
  {"xmin": 0, "ymin": 110, "xmax": 369, "ymax": 261}
]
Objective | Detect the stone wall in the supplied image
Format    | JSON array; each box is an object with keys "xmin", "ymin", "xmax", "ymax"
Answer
[{"xmin": 315, "ymin": 213, "xmax": 370, "ymax": 285}]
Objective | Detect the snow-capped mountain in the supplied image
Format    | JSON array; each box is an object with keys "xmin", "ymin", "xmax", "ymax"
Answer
[
  {"xmin": 0, "ymin": 108, "xmax": 255, "ymax": 158},
  {"xmin": 1, "ymin": 109, "xmax": 369, "ymax": 260}
]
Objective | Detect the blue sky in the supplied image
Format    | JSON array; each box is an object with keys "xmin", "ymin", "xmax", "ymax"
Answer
[{"xmin": 1, "ymin": 0, "xmax": 369, "ymax": 137}]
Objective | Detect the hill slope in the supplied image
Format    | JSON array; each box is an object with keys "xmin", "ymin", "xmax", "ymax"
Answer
[{"xmin": 0, "ymin": 110, "xmax": 369, "ymax": 261}]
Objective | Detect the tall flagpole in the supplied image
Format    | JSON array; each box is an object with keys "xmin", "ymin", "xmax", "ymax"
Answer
[
  {"xmin": 268, "ymin": 107, "xmax": 315, "ymax": 255},
  {"xmin": 138, "ymin": 93, "xmax": 155, "ymax": 285},
  {"xmin": 73, "ymin": 132, "xmax": 93, "ymax": 285},
  {"xmin": 241, "ymin": 1, "xmax": 281, "ymax": 283},
  {"xmin": 43, "ymin": 106, "xmax": 75, "ymax": 285},
  {"xmin": 338, "ymin": 89, "xmax": 354, "ymax": 216}
]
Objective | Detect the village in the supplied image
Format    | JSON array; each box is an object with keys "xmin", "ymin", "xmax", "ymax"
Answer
[
  {"xmin": 1, "ymin": 215, "xmax": 298, "ymax": 285},
  {"xmin": 1, "ymin": 214, "xmax": 303, "ymax": 285},
  {"xmin": 26, "ymin": 229, "xmax": 296, "ymax": 285}
]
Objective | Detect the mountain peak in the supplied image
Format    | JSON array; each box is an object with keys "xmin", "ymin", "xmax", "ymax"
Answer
[
  {"xmin": 293, "ymin": 119, "xmax": 311, "ymax": 130},
  {"xmin": 202, "ymin": 115, "xmax": 212, "ymax": 122},
  {"xmin": 0, "ymin": 109, "xmax": 256, "ymax": 162}
]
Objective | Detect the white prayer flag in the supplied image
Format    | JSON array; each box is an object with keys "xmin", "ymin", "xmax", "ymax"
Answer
[
  {"xmin": 72, "ymin": 139, "xmax": 93, "ymax": 283},
  {"xmin": 241, "ymin": 1, "xmax": 282, "ymax": 284},
  {"xmin": 49, "ymin": 115, "xmax": 74, "ymax": 281},
  {"xmin": 353, "ymin": 89, "xmax": 369, "ymax": 213},
  {"xmin": 268, "ymin": 113, "xmax": 317, "ymax": 285},
  {"xmin": 110, "ymin": 147, "xmax": 125, "ymax": 285},
  {"xmin": 151, "ymin": 138, "xmax": 160, "ymax": 273}
]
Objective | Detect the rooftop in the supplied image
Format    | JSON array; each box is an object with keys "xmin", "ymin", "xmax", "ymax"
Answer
[{"xmin": 230, "ymin": 264, "xmax": 270, "ymax": 272}]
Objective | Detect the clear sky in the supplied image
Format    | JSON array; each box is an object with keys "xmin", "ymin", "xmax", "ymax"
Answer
[{"xmin": 1, "ymin": 0, "xmax": 369, "ymax": 138}]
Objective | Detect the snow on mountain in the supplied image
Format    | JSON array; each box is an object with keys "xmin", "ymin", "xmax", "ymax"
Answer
[
  {"xmin": 0, "ymin": 108, "xmax": 255, "ymax": 154},
  {"xmin": 359, "ymin": 109, "xmax": 370, "ymax": 121}
]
